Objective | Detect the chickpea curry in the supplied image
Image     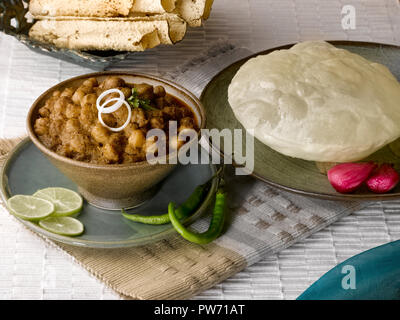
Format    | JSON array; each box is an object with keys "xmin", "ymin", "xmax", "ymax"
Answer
[{"xmin": 34, "ymin": 76, "xmax": 198, "ymax": 164}]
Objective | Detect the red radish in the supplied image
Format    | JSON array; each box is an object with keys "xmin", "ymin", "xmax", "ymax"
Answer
[
  {"xmin": 327, "ymin": 162, "xmax": 377, "ymax": 194},
  {"xmin": 366, "ymin": 164, "xmax": 400, "ymax": 194}
]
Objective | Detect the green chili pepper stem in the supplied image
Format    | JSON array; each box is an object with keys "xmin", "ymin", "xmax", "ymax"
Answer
[{"xmin": 168, "ymin": 188, "xmax": 227, "ymax": 245}]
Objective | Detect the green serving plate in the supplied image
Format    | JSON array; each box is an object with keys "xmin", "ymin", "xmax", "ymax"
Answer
[
  {"xmin": 201, "ymin": 41, "xmax": 400, "ymax": 201},
  {"xmin": 0, "ymin": 138, "xmax": 217, "ymax": 248}
]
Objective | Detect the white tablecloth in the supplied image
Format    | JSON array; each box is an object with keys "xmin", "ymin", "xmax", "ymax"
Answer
[{"xmin": 0, "ymin": 0, "xmax": 400, "ymax": 300}]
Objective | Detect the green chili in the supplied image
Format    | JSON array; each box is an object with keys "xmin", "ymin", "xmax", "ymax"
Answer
[
  {"xmin": 122, "ymin": 167, "xmax": 223, "ymax": 225},
  {"xmin": 122, "ymin": 181, "xmax": 211, "ymax": 225},
  {"xmin": 168, "ymin": 188, "xmax": 227, "ymax": 244}
]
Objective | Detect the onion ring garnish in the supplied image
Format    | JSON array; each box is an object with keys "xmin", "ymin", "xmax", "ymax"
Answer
[
  {"xmin": 96, "ymin": 88, "xmax": 125, "ymax": 114},
  {"xmin": 96, "ymin": 88, "xmax": 132, "ymax": 132},
  {"xmin": 98, "ymin": 99, "xmax": 132, "ymax": 132}
]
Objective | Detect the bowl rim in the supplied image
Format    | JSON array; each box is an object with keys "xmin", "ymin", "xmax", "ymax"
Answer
[{"xmin": 27, "ymin": 71, "xmax": 206, "ymax": 170}]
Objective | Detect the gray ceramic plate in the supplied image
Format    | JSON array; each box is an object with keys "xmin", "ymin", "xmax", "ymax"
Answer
[
  {"xmin": 0, "ymin": 139, "xmax": 217, "ymax": 248},
  {"xmin": 201, "ymin": 41, "xmax": 400, "ymax": 201}
]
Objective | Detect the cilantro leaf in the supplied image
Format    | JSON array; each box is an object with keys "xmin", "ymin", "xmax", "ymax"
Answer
[{"xmin": 127, "ymin": 88, "xmax": 157, "ymax": 111}]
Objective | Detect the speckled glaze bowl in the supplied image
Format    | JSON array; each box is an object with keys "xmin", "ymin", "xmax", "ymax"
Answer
[{"xmin": 27, "ymin": 71, "xmax": 206, "ymax": 210}]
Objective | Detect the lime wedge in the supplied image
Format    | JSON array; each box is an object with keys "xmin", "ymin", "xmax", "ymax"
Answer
[
  {"xmin": 39, "ymin": 217, "xmax": 84, "ymax": 236},
  {"xmin": 7, "ymin": 195, "xmax": 54, "ymax": 221},
  {"xmin": 33, "ymin": 187, "xmax": 83, "ymax": 217}
]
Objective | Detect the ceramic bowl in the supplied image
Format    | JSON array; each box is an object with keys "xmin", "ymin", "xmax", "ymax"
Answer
[{"xmin": 27, "ymin": 71, "xmax": 206, "ymax": 210}]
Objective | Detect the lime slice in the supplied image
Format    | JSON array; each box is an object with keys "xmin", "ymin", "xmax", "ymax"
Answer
[
  {"xmin": 33, "ymin": 187, "xmax": 83, "ymax": 217},
  {"xmin": 39, "ymin": 217, "xmax": 84, "ymax": 236},
  {"xmin": 7, "ymin": 195, "xmax": 54, "ymax": 221}
]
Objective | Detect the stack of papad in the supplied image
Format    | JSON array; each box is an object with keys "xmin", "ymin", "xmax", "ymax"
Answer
[{"xmin": 28, "ymin": 0, "xmax": 214, "ymax": 51}]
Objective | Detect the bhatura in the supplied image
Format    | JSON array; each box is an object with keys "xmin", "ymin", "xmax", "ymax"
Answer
[{"xmin": 228, "ymin": 41, "xmax": 400, "ymax": 162}]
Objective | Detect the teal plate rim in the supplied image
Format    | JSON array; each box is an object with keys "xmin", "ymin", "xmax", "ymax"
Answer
[
  {"xmin": 297, "ymin": 239, "xmax": 400, "ymax": 300},
  {"xmin": 0, "ymin": 138, "xmax": 218, "ymax": 248},
  {"xmin": 200, "ymin": 40, "xmax": 400, "ymax": 202}
]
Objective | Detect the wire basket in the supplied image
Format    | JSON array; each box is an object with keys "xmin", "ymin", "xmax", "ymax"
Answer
[{"xmin": 0, "ymin": 0, "xmax": 130, "ymax": 69}]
